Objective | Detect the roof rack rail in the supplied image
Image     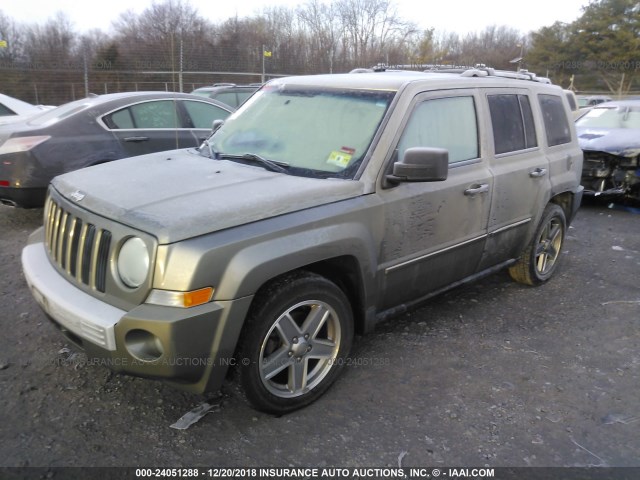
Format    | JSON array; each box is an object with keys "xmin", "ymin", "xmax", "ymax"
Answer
[
  {"xmin": 349, "ymin": 63, "xmax": 552, "ymax": 84},
  {"xmin": 349, "ymin": 64, "xmax": 409, "ymax": 73},
  {"xmin": 424, "ymin": 64, "xmax": 475, "ymax": 73},
  {"xmin": 425, "ymin": 64, "xmax": 552, "ymax": 84},
  {"xmin": 464, "ymin": 65, "xmax": 551, "ymax": 83}
]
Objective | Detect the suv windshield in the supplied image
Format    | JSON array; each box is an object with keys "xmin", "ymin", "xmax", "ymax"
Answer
[{"xmin": 204, "ymin": 84, "xmax": 394, "ymax": 178}]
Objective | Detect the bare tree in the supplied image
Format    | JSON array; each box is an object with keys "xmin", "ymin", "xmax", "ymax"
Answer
[
  {"xmin": 23, "ymin": 12, "xmax": 76, "ymax": 66},
  {"xmin": 0, "ymin": 10, "xmax": 25, "ymax": 63},
  {"xmin": 428, "ymin": 30, "xmax": 462, "ymax": 66},
  {"xmin": 112, "ymin": 0, "xmax": 215, "ymax": 89},
  {"xmin": 7, "ymin": 0, "xmax": 573, "ymax": 103},
  {"xmin": 253, "ymin": 6, "xmax": 308, "ymax": 74},
  {"xmin": 18, "ymin": 12, "xmax": 77, "ymax": 103},
  {"xmin": 297, "ymin": 0, "xmax": 342, "ymax": 72},
  {"xmin": 459, "ymin": 25, "xmax": 523, "ymax": 70},
  {"xmin": 335, "ymin": 0, "xmax": 414, "ymax": 66}
]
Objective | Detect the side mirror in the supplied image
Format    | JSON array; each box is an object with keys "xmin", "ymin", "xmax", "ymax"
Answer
[
  {"xmin": 386, "ymin": 147, "xmax": 449, "ymax": 185},
  {"xmin": 211, "ymin": 119, "xmax": 225, "ymax": 133}
]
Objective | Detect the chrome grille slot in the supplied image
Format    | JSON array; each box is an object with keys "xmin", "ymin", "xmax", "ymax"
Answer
[{"xmin": 44, "ymin": 197, "xmax": 112, "ymax": 293}]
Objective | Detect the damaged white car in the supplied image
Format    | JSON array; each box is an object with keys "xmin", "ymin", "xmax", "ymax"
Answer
[{"xmin": 576, "ymin": 100, "xmax": 640, "ymax": 201}]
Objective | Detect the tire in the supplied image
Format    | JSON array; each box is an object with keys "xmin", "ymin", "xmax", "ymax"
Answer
[
  {"xmin": 509, "ymin": 203, "xmax": 567, "ymax": 286},
  {"xmin": 236, "ymin": 271, "xmax": 354, "ymax": 414}
]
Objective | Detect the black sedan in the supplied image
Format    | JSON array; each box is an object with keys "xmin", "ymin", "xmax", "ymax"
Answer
[{"xmin": 0, "ymin": 92, "xmax": 232, "ymax": 207}]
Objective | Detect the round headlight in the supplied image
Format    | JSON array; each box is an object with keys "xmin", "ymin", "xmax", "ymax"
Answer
[{"xmin": 117, "ymin": 237, "xmax": 150, "ymax": 288}]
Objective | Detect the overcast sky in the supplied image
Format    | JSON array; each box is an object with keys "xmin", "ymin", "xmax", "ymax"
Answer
[{"xmin": 2, "ymin": 0, "xmax": 589, "ymax": 36}]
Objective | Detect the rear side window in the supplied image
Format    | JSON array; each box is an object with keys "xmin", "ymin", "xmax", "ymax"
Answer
[
  {"xmin": 398, "ymin": 96, "xmax": 478, "ymax": 163},
  {"xmin": 105, "ymin": 100, "xmax": 181, "ymax": 129},
  {"xmin": 0, "ymin": 103, "xmax": 17, "ymax": 116},
  {"xmin": 538, "ymin": 94, "xmax": 572, "ymax": 146},
  {"xmin": 488, "ymin": 94, "xmax": 537, "ymax": 154},
  {"xmin": 565, "ymin": 91, "xmax": 577, "ymax": 111},
  {"xmin": 183, "ymin": 100, "xmax": 230, "ymax": 128},
  {"xmin": 109, "ymin": 109, "xmax": 134, "ymax": 128}
]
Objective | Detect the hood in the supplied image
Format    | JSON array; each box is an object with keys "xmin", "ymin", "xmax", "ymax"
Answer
[
  {"xmin": 52, "ymin": 149, "xmax": 365, "ymax": 243},
  {"xmin": 577, "ymin": 127, "xmax": 640, "ymax": 158}
]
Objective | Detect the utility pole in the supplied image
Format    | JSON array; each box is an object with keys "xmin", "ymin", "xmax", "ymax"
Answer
[
  {"xmin": 262, "ymin": 44, "xmax": 272, "ymax": 83},
  {"xmin": 262, "ymin": 44, "xmax": 266, "ymax": 84},
  {"xmin": 179, "ymin": 37, "xmax": 184, "ymax": 93}
]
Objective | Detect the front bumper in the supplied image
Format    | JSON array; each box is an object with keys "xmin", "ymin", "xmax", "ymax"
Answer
[{"xmin": 22, "ymin": 239, "xmax": 253, "ymax": 393}]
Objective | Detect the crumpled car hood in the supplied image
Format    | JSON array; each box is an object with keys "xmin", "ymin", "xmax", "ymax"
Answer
[
  {"xmin": 52, "ymin": 149, "xmax": 365, "ymax": 243},
  {"xmin": 577, "ymin": 127, "xmax": 640, "ymax": 158}
]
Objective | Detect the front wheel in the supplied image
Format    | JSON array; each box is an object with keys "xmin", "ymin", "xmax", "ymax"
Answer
[
  {"xmin": 236, "ymin": 271, "xmax": 354, "ymax": 414},
  {"xmin": 509, "ymin": 203, "xmax": 567, "ymax": 286}
]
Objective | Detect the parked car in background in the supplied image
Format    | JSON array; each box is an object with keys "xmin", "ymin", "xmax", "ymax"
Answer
[
  {"xmin": 577, "ymin": 94, "xmax": 612, "ymax": 108},
  {"xmin": 191, "ymin": 83, "xmax": 261, "ymax": 108},
  {"xmin": 576, "ymin": 99, "xmax": 640, "ymax": 201},
  {"xmin": 0, "ymin": 92, "xmax": 233, "ymax": 207},
  {"xmin": 0, "ymin": 93, "xmax": 54, "ymax": 126}
]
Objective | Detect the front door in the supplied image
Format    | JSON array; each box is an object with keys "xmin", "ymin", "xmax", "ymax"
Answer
[{"xmin": 377, "ymin": 91, "xmax": 493, "ymax": 311}]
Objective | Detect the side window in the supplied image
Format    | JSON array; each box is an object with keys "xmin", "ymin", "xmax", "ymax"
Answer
[
  {"xmin": 519, "ymin": 96, "xmax": 537, "ymax": 149},
  {"xmin": 183, "ymin": 101, "xmax": 230, "ymax": 128},
  {"xmin": 488, "ymin": 94, "xmax": 537, "ymax": 154},
  {"xmin": 128, "ymin": 100, "xmax": 180, "ymax": 129},
  {"xmin": 565, "ymin": 91, "xmax": 577, "ymax": 111},
  {"xmin": 212, "ymin": 91, "xmax": 238, "ymax": 108},
  {"xmin": 108, "ymin": 108, "xmax": 135, "ymax": 129},
  {"xmin": 398, "ymin": 96, "xmax": 478, "ymax": 164},
  {"xmin": 0, "ymin": 103, "xmax": 17, "ymax": 116},
  {"xmin": 236, "ymin": 90, "xmax": 254, "ymax": 106},
  {"xmin": 538, "ymin": 94, "xmax": 572, "ymax": 146}
]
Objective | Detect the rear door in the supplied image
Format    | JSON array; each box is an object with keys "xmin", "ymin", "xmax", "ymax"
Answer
[
  {"xmin": 106, "ymin": 99, "xmax": 189, "ymax": 157},
  {"xmin": 537, "ymin": 93, "xmax": 582, "ymax": 204},
  {"xmin": 478, "ymin": 89, "xmax": 551, "ymax": 270},
  {"xmin": 377, "ymin": 90, "xmax": 493, "ymax": 310}
]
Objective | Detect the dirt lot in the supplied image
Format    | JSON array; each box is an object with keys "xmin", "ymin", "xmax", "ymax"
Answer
[{"xmin": 1, "ymin": 200, "xmax": 639, "ymax": 469}]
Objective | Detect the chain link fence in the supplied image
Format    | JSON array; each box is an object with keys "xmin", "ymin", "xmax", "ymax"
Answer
[{"xmin": 1, "ymin": 57, "xmax": 303, "ymax": 105}]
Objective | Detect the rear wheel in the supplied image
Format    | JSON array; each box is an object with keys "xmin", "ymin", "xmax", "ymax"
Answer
[
  {"xmin": 509, "ymin": 203, "xmax": 566, "ymax": 286},
  {"xmin": 236, "ymin": 271, "xmax": 353, "ymax": 414}
]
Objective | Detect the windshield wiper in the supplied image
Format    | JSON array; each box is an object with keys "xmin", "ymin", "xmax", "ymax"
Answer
[{"xmin": 218, "ymin": 152, "xmax": 290, "ymax": 173}]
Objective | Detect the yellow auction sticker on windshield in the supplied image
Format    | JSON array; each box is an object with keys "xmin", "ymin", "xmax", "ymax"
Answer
[{"xmin": 326, "ymin": 147, "xmax": 355, "ymax": 168}]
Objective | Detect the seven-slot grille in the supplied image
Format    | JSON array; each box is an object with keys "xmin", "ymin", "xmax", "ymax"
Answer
[{"xmin": 44, "ymin": 196, "xmax": 112, "ymax": 293}]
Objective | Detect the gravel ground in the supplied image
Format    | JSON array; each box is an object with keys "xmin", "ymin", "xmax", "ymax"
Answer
[{"xmin": 1, "ymin": 200, "xmax": 639, "ymax": 469}]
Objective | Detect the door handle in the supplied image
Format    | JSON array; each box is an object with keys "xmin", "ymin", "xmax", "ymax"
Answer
[
  {"xmin": 529, "ymin": 167, "xmax": 548, "ymax": 178},
  {"xmin": 464, "ymin": 183, "xmax": 489, "ymax": 196},
  {"xmin": 123, "ymin": 136, "xmax": 150, "ymax": 142}
]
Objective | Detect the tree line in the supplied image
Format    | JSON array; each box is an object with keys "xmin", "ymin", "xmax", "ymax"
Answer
[{"xmin": 0, "ymin": 0, "xmax": 638, "ymax": 105}]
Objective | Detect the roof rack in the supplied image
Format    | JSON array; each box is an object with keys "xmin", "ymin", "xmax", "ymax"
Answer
[
  {"xmin": 349, "ymin": 63, "xmax": 552, "ymax": 83},
  {"xmin": 349, "ymin": 64, "xmax": 406, "ymax": 73},
  {"xmin": 427, "ymin": 64, "xmax": 551, "ymax": 84},
  {"xmin": 350, "ymin": 64, "xmax": 552, "ymax": 84}
]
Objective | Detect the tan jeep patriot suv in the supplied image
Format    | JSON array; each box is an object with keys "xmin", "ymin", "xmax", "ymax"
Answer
[{"xmin": 22, "ymin": 67, "xmax": 583, "ymax": 413}]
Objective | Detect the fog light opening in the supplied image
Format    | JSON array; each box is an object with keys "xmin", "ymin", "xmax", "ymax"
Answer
[{"xmin": 125, "ymin": 329, "xmax": 164, "ymax": 362}]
